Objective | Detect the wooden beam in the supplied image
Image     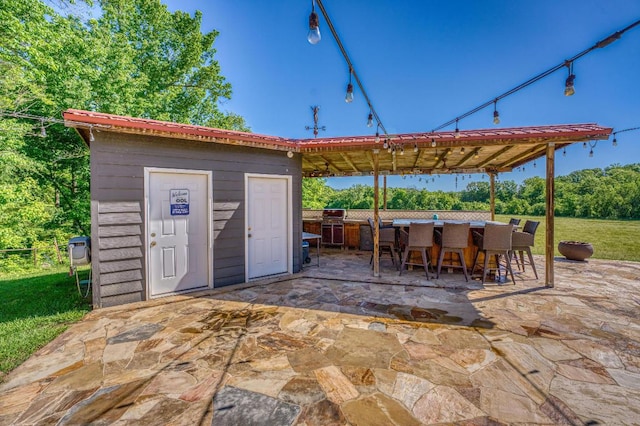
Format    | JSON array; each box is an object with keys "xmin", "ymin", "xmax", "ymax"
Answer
[
  {"xmin": 366, "ymin": 150, "xmax": 375, "ymax": 169},
  {"xmin": 454, "ymin": 147, "xmax": 482, "ymax": 168},
  {"xmin": 477, "ymin": 145, "xmax": 514, "ymax": 168},
  {"xmin": 545, "ymin": 143, "xmax": 555, "ymax": 288},
  {"xmin": 489, "ymin": 173, "xmax": 495, "ymax": 221},
  {"xmin": 319, "ymin": 155, "xmax": 341, "ymax": 174},
  {"xmin": 433, "ymin": 148, "xmax": 452, "ymax": 169},
  {"xmin": 498, "ymin": 145, "xmax": 547, "ymax": 169},
  {"xmin": 383, "ymin": 176, "xmax": 387, "ymax": 210},
  {"xmin": 373, "ymin": 150, "xmax": 380, "ymax": 277},
  {"xmin": 412, "ymin": 147, "xmax": 429, "ymax": 169},
  {"xmin": 340, "ymin": 152, "xmax": 360, "ymax": 172}
]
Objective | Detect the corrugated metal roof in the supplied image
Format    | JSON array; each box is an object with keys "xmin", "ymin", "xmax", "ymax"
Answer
[{"xmin": 63, "ymin": 109, "xmax": 612, "ymax": 176}]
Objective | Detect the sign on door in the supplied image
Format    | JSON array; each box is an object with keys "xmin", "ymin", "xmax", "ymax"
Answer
[{"xmin": 170, "ymin": 189, "xmax": 190, "ymax": 215}]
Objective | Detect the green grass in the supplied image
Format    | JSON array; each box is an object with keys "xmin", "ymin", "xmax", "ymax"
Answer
[
  {"xmin": 0, "ymin": 266, "xmax": 91, "ymax": 380},
  {"xmin": 495, "ymin": 215, "xmax": 640, "ymax": 261}
]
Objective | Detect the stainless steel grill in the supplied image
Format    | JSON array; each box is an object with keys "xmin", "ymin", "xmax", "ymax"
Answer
[{"xmin": 321, "ymin": 209, "xmax": 345, "ymax": 246}]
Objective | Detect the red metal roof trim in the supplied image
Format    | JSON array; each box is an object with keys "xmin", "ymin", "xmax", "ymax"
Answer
[
  {"xmin": 296, "ymin": 123, "xmax": 612, "ymax": 150},
  {"xmin": 63, "ymin": 109, "xmax": 296, "ymax": 150},
  {"xmin": 64, "ymin": 109, "xmax": 611, "ymax": 152}
]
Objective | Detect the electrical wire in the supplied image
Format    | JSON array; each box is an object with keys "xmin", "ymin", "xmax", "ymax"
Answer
[
  {"xmin": 431, "ymin": 19, "xmax": 640, "ymax": 132},
  {"xmin": 315, "ymin": 0, "xmax": 388, "ymax": 136}
]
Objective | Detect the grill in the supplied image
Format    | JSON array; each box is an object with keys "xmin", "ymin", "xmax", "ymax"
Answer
[{"xmin": 321, "ymin": 209, "xmax": 346, "ymax": 246}]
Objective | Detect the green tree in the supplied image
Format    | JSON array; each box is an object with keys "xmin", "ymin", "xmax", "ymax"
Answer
[{"xmin": 0, "ymin": 0, "xmax": 248, "ymax": 253}]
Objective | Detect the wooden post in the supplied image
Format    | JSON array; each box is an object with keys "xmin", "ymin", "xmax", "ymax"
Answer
[
  {"xmin": 383, "ymin": 175, "xmax": 387, "ymax": 211},
  {"xmin": 373, "ymin": 150, "xmax": 380, "ymax": 277},
  {"xmin": 489, "ymin": 172, "xmax": 496, "ymax": 221},
  {"xmin": 545, "ymin": 143, "xmax": 555, "ymax": 287}
]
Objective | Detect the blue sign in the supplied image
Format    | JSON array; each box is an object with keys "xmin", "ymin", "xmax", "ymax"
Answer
[{"xmin": 170, "ymin": 189, "xmax": 190, "ymax": 215}]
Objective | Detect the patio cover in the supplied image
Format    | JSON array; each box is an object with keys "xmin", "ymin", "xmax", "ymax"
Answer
[{"xmin": 63, "ymin": 109, "xmax": 612, "ymax": 286}]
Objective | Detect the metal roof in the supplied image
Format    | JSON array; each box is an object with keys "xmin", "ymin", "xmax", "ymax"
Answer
[{"xmin": 63, "ymin": 109, "xmax": 612, "ymax": 177}]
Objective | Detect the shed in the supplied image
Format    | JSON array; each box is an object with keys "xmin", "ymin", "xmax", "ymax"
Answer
[{"xmin": 64, "ymin": 109, "xmax": 611, "ymax": 308}]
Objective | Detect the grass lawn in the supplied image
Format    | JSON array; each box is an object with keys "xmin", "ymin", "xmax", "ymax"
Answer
[
  {"xmin": 0, "ymin": 266, "xmax": 91, "ymax": 381},
  {"xmin": 495, "ymin": 214, "xmax": 640, "ymax": 262}
]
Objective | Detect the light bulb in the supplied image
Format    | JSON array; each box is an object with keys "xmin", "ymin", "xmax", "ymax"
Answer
[
  {"xmin": 431, "ymin": 138, "xmax": 436, "ymax": 148},
  {"xmin": 383, "ymin": 140, "xmax": 389, "ymax": 149},
  {"xmin": 287, "ymin": 150, "xmax": 294, "ymax": 158},
  {"xmin": 454, "ymin": 127, "xmax": 460, "ymax": 138},
  {"xmin": 345, "ymin": 83, "xmax": 354, "ymax": 103},
  {"xmin": 367, "ymin": 113, "xmax": 373, "ymax": 128},
  {"xmin": 400, "ymin": 146, "xmax": 404, "ymax": 155},
  {"xmin": 563, "ymin": 147, "xmax": 567, "ymax": 156},
  {"xmin": 375, "ymin": 131, "xmax": 380, "ymax": 143},
  {"xmin": 460, "ymin": 147, "xmax": 465, "ymax": 154},
  {"xmin": 307, "ymin": 11, "xmax": 321, "ymax": 44},
  {"xmin": 564, "ymin": 74, "xmax": 575, "ymax": 96},
  {"xmin": 612, "ymin": 137, "xmax": 617, "ymax": 147},
  {"xmin": 493, "ymin": 110, "xmax": 500, "ymax": 125},
  {"xmin": 589, "ymin": 149, "xmax": 594, "ymax": 157},
  {"xmin": 414, "ymin": 144, "xmax": 418, "ymax": 153}
]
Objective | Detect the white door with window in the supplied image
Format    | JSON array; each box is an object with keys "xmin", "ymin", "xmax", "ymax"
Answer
[
  {"xmin": 246, "ymin": 174, "xmax": 292, "ymax": 279},
  {"xmin": 146, "ymin": 168, "xmax": 211, "ymax": 297}
]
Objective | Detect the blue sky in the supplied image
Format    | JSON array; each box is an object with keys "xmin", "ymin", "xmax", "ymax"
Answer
[{"xmin": 163, "ymin": 1, "xmax": 640, "ymax": 192}]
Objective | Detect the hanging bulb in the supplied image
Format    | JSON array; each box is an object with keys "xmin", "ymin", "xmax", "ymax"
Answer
[
  {"xmin": 564, "ymin": 62, "xmax": 575, "ymax": 96},
  {"xmin": 431, "ymin": 138, "xmax": 436, "ymax": 148},
  {"xmin": 612, "ymin": 136, "xmax": 617, "ymax": 147},
  {"xmin": 413, "ymin": 143, "xmax": 418, "ymax": 153},
  {"xmin": 39, "ymin": 120, "xmax": 47, "ymax": 138},
  {"xmin": 563, "ymin": 147, "xmax": 567, "ymax": 157},
  {"xmin": 367, "ymin": 112, "xmax": 373, "ymax": 128},
  {"xmin": 383, "ymin": 139, "xmax": 389, "ymax": 149},
  {"xmin": 493, "ymin": 101, "xmax": 500, "ymax": 125},
  {"xmin": 89, "ymin": 126, "xmax": 95, "ymax": 142},
  {"xmin": 533, "ymin": 160, "xmax": 537, "ymax": 168},
  {"xmin": 474, "ymin": 149, "xmax": 480, "ymax": 159},
  {"xmin": 345, "ymin": 83, "xmax": 354, "ymax": 103},
  {"xmin": 583, "ymin": 141, "xmax": 587, "ymax": 148},
  {"xmin": 589, "ymin": 148, "xmax": 594, "ymax": 157},
  {"xmin": 454, "ymin": 119, "xmax": 460, "ymax": 138},
  {"xmin": 400, "ymin": 146, "xmax": 404, "ymax": 155},
  {"xmin": 307, "ymin": 3, "xmax": 321, "ymax": 44},
  {"xmin": 434, "ymin": 150, "xmax": 439, "ymax": 161},
  {"xmin": 460, "ymin": 147, "xmax": 465, "ymax": 155},
  {"xmin": 375, "ymin": 130, "xmax": 380, "ymax": 143}
]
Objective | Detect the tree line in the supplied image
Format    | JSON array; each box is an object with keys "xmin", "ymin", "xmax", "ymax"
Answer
[
  {"xmin": 1, "ymin": 0, "xmax": 246, "ymax": 270},
  {"xmin": 302, "ymin": 163, "xmax": 640, "ymax": 219}
]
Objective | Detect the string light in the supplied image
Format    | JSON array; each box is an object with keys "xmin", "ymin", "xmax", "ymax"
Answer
[
  {"xmin": 400, "ymin": 145, "xmax": 404, "ymax": 155},
  {"xmin": 611, "ymin": 126, "xmax": 640, "ymax": 147},
  {"xmin": 434, "ymin": 149, "xmax": 439, "ymax": 161},
  {"xmin": 345, "ymin": 69, "xmax": 354, "ymax": 103},
  {"xmin": 430, "ymin": 20, "xmax": 639, "ymax": 133},
  {"xmin": 588, "ymin": 140, "xmax": 598, "ymax": 157},
  {"xmin": 460, "ymin": 147, "xmax": 465, "ymax": 154},
  {"xmin": 383, "ymin": 139, "xmax": 389, "ymax": 149},
  {"xmin": 307, "ymin": 0, "xmax": 321, "ymax": 44},
  {"xmin": 563, "ymin": 147, "xmax": 567, "ymax": 156},
  {"xmin": 612, "ymin": 136, "xmax": 617, "ymax": 147},
  {"xmin": 454, "ymin": 119, "xmax": 460, "ymax": 138},
  {"xmin": 493, "ymin": 100, "xmax": 500, "ymax": 125},
  {"xmin": 564, "ymin": 61, "xmax": 576, "ymax": 96},
  {"xmin": 431, "ymin": 138, "xmax": 436, "ymax": 148},
  {"xmin": 413, "ymin": 143, "xmax": 418, "ymax": 153},
  {"xmin": 367, "ymin": 112, "xmax": 373, "ymax": 128}
]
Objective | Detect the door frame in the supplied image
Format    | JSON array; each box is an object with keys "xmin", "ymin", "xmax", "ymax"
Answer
[
  {"xmin": 244, "ymin": 173, "xmax": 293, "ymax": 280},
  {"xmin": 144, "ymin": 167, "xmax": 213, "ymax": 298}
]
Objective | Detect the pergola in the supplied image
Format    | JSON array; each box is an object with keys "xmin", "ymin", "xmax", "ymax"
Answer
[{"xmin": 295, "ymin": 123, "xmax": 612, "ymax": 285}]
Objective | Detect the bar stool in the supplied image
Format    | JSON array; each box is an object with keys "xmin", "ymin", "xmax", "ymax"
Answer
[
  {"xmin": 368, "ymin": 218, "xmax": 397, "ymax": 268},
  {"xmin": 471, "ymin": 223, "xmax": 516, "ymax": 284},
  {"xmin": 512, "ymin": 220, "xmax": 540, "ymax": 279},
  {"xmin": 436, "ymin": 222, "xmax": 470, "ymax": 281},
  {"xmin": 399, "ymin": 222, "xmax": 434, "ymax": 278}
]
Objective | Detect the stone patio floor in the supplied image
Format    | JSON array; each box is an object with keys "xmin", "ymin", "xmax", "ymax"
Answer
[{"xmin": 1, "ymin": 250, "xmax": 640, "ymax": 425}]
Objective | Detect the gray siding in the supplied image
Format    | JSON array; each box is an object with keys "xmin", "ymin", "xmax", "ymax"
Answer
[{"xmin": 90, "ymin": 132, "xmax": 302, "ymax": 308}]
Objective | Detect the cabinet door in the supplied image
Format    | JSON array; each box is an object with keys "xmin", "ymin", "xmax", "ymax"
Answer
[
  {"xmin": 321, "ymin": 225, "xmax": 332, "ymax": 243},
  {"xmin": 332, "ymin": 224, "xmax": 344, "ymax": 244}
]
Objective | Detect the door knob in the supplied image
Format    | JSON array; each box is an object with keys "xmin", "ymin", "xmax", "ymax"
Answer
[{"xmin": 150, "ymin": 241, "xmax": 157, "ymax": 247}]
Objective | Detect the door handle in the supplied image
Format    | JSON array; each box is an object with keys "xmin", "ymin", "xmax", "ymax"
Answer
[
  {"xmin": 248, "ymin": 234, "xmax": 252, "ymax": 238},
  {"xmin": 150, "ymin": 241, "xmax": 157, "ymax": 247}
]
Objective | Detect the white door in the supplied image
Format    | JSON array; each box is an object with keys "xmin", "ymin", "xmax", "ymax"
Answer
[
  {"xmin": 246, "ymin": 175, "xmax": 291, "ymax": 279},
  {"xmin": 147, "ymin": 169, "xmax": 211, "ymax": 297}
]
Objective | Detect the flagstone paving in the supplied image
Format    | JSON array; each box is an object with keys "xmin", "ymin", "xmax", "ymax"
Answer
[{"xmin": 1, "ymin": 251, "xmax": 639, "ymax": 425}]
